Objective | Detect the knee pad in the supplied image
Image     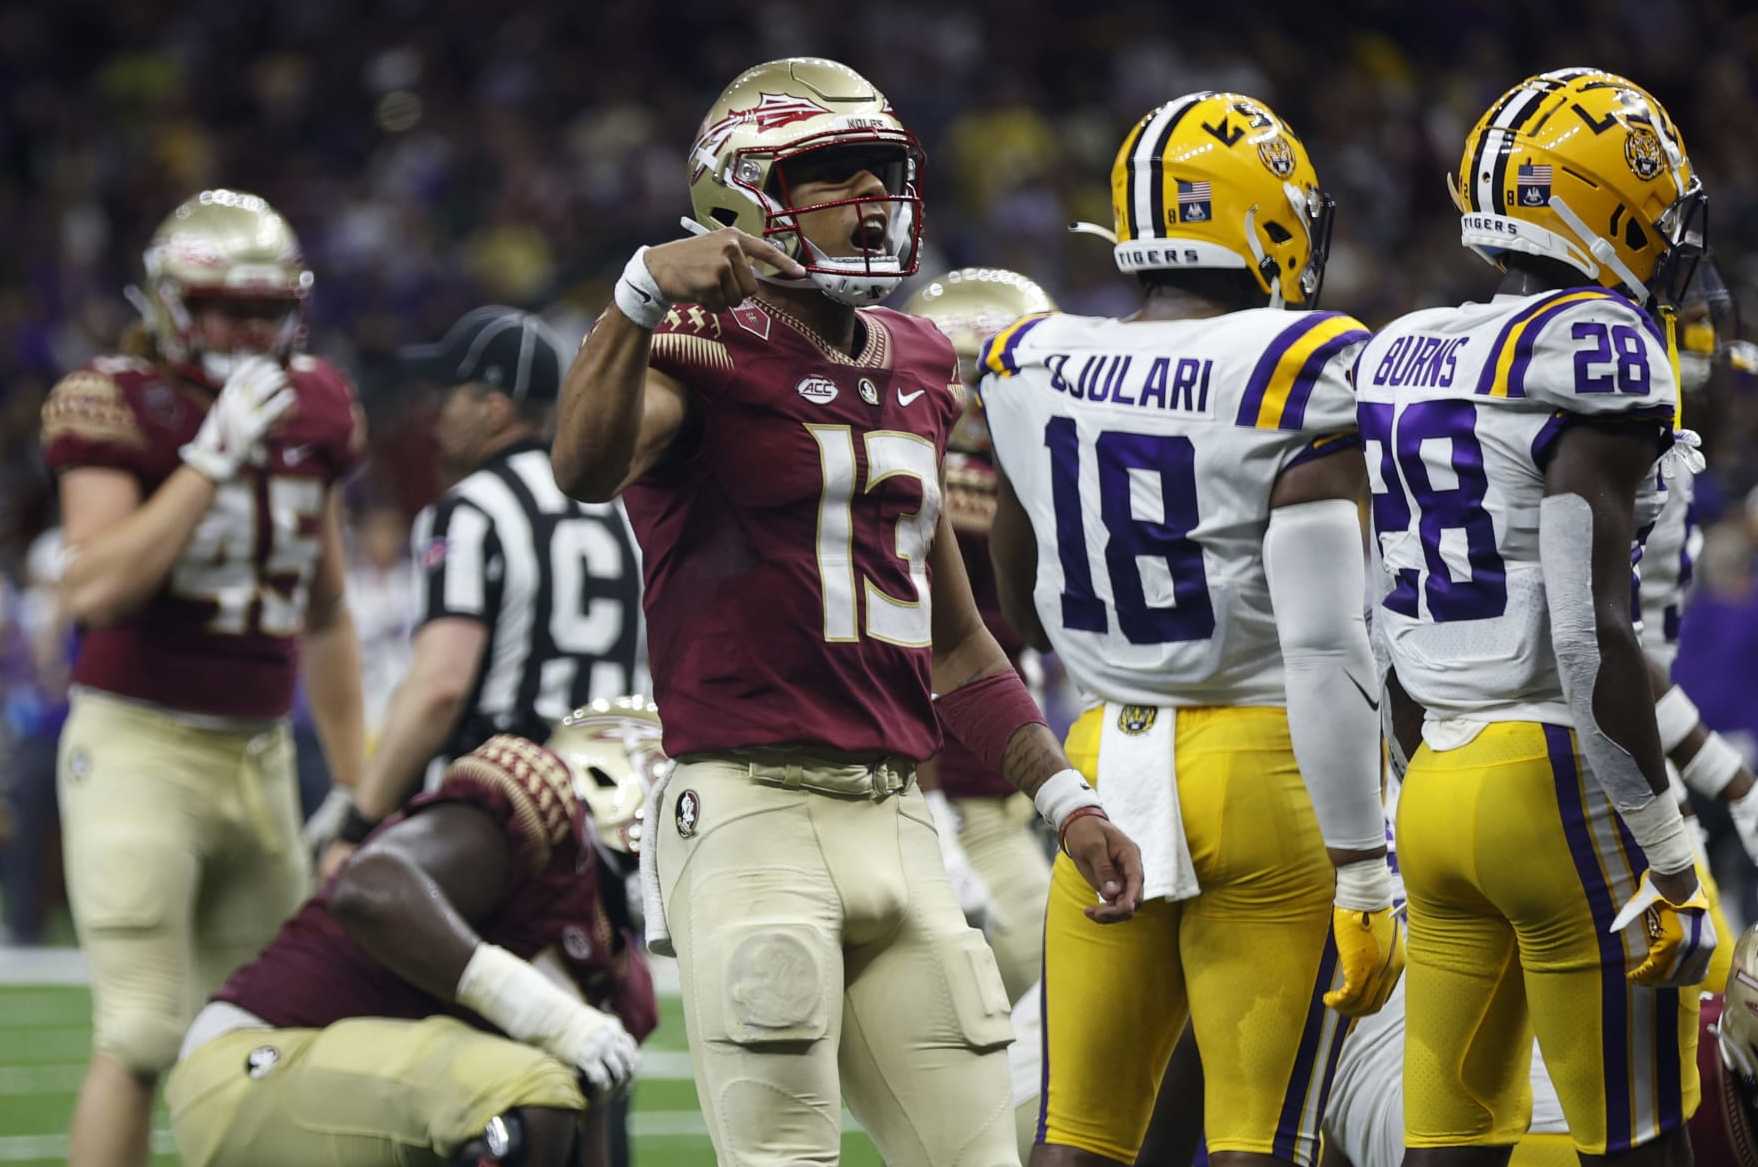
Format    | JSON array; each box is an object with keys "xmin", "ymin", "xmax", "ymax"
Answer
[
  {"xmin": 935, "ymin": 932, "xmax": 1013, "ymax": 1052},
  {"xmin": 98, "ymin": 1008, "xmax": 187, "ymax": 1076},
  {"xmin": 707, "ymin": 921, "xmax": 833, "ymax": 1046}
]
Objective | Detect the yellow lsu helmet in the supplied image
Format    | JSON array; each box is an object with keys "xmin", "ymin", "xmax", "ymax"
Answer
[
  {"xmin": 687, "ymin": 57, "xmax": 924, "ymax": 306},
  {"xmin": 902, "ymin": 268, "xmax": 1057, "ymax": 534},
  {"xmin": 139, "ymin": 188, "xmax": 312, "ymax": 387},
  {"xmin": 546, "ymin": 696, "xmax": 671, "ymax": 866},
  {"xmin": 1073, "ymin": 91, "xmax": 1334, "ymax": 308},
  {"xmin": 1454, "ymin": 67, "xmax": 1705, "ymax": 307}
]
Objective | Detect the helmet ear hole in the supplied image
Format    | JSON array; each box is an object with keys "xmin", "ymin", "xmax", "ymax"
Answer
[
  {"xmin": 587, "ymin": 765, "xmax": 619, "ymax": 790},
  {"xmin": 710, "ymin": 207, "xmax": 739, "ymax": 228},
  {"xmin": 1263, "ymin": 221, "xmax": 1293, "ymax": 244},
  {"xmin": 1624, "ymin": 218, "xmax": 1649, "ymax": 252}
]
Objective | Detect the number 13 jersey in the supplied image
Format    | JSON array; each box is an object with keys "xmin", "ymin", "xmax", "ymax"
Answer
[
  {"xmin": 1353, "ymin": 288, "xmax": 1675, "ymax": 728},
  {"xmin": 980, "ymin": 308, "xmax": 1369, "ymax": 708}
]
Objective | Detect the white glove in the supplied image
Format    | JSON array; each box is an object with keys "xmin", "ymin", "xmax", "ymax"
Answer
[
  {"xmin": 180, "ymin": 356, "xmax": 296, "ymax": 481},
  {"xmin": 925, "ymin": 789, "xmax": 993, "ymax": 929},
  {"xmin": 455, "ymin": 943, "xmax": 638, "ymax": 1093}
]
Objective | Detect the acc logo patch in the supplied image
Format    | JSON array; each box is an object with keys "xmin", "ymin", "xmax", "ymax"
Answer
[
  {"xmin": 1117, "ymin": 705, "xmax": 1158, "ymax": 735},
  {"xmin": 796, "ymin": 376, "xmax": 838, "ymax": 405},
  {"xmin": 1624, "ymin": 125, "xmax": 1664, "ymax": 181},
  {"xmin": 858, "ymin": 377, "xmax": 879, "ymax": 405},
  {"xmin": 245, "ymin": 1045, "xmax": 281, "ymax": 1079},
  {"xmin": 675, "ymin": 789, "xmax": 701, "ymax": 837},
  {"xmin": 1258, "ymin": 136, "xmax": 1297, "ymax": 178}
]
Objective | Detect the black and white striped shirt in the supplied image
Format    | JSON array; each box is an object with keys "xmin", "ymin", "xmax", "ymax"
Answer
[{"xmin": 411, "ymin": 440, "xmax": 643, "ymax": 760}]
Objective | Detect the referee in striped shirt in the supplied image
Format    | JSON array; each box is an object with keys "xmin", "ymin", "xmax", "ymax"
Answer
[{"xmin": 321, "ymin": 307, "xmax": 643, "ymax": 874}]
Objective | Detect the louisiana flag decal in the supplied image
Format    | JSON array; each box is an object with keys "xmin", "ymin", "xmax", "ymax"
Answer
[{"xmin": 1176, "ymin": 179, "xmax": 1212, "ymax": 223}]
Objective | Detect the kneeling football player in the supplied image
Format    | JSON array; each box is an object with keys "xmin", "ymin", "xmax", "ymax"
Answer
[{"xmin": 166, "ymin": 699, "xmax": 664, "ymax": 1167}]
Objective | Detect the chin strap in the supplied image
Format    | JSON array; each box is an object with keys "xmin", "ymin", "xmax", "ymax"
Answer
[
  {"xmin": 1241, "ymin": 205, "xmax": 1283, "ymax": 309},
  {"xmin": 1068, "ymin": 220, "xmax": 1119, "ymax": 244},
  {"xmin": 1548, "ymin": 195, "xmax": 1649, "ymax": 303}
]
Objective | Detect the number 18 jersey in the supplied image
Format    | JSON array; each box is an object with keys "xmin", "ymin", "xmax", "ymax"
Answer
[
  {"xmin": 980, "ymin": 308, "xmax": 1368, "ymax": 708},
  {"xmin": 1353, "ymin": 288, "xmax": 1675, "ymax": 728}
]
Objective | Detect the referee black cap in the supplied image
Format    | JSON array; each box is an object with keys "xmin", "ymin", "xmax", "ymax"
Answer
[{"xmin": 399, "ymin": 306, "xmax": 569, "ymax": 402}]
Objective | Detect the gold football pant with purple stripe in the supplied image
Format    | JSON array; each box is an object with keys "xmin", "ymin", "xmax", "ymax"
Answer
[
  {"xmin": 1399, "ymin": 721, "xmax": 1701, "ymax": 1155},
  {"xmin": 1040, "ymin": 706, "xmax": 1343, "ymax": 1165}
]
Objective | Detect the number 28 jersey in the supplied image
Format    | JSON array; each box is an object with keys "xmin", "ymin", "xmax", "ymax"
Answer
[
  {"xmin": 980, "ymin": 308, "xmax": 1369, "ymax": 708},
  {"xmin": 1354, "ymin": 288, "xmax": 1675, "ymax": 727},
  {"xmin": 40, "ymin": 354, "xmax": 364, "ymax": 720}
]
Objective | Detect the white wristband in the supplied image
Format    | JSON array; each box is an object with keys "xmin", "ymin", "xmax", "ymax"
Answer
[
  {"xmin": 1033, "ymin": 768, "xmax": 1102, "ymax": 832},
  {"xmin": 1619, "ymin": 795, "xmax": 1697, "ymax": 876},
  {"xmin": 1333, "ymin": 857, "xmax": 1395, "ymax": 911},
  {"xmin": 1655, "ymin": 685, "xmax": 1700, "ymax": 754},
  {"xmin": 1682, "ymin": 732, "xmax": 1745, "ymax": 799},
  {"xmin": 455, "ymin": 943, "xmax": 584, "ymax": 1046},
  {"xmin": 614, "ymin": 246, "xmax": 669, "ymax": 330}
]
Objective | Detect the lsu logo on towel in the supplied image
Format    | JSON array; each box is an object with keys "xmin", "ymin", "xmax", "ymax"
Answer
[{"xmin": 1117, "ymin": 706, "xmax": 1158, "ymax": 735}]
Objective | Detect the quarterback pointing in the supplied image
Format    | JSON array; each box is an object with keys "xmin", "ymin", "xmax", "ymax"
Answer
[
  {"xmin": 1363, "ymin": 69, "xmax": 1716, "ymax": 1163},
  {"xmin": 983, "ymin": 92, "xmax": 1402, "ymax": 1167},
  {"xmin": 554, "ymin": 58, "xmax": 1141, "ymax": 1165}
]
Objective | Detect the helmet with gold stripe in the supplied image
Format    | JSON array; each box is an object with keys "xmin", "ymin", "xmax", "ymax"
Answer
[
  {"xmin": 902, "ymin": 268, "xmax": 1056, "ymax": 533},
  {"xmin": 1453, "ymin": 68, "xmax": 1705, "ymax": 308},
  {"xmin": 547, "ymin": 696, "xmax": 671, "ymax": 869},
  {"xmin": 1074, "ymin": 91, "xmax": 1333, "ymax": 308},
  {"xmin": 687, "ymin": 58, "xmax": 924, "ymax": 306}
]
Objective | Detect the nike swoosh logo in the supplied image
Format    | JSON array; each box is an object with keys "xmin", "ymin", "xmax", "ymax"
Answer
[
  {"xmin": 896, "ymin": 388, "xmax": 925, "ymax": 406},
  {"xmin": 629, "ymin": 284, "xmax": 653, "ymax": 303},
  {"xmin": 1347, "ymin": 674, "xmax": 1380, "ymax": 712}
]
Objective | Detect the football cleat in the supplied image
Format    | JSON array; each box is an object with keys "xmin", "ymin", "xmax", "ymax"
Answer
[
  {"xmin": 1453, "ymin": 68, "xmax": 1704, "ymax": 308},
  {"xmin": 136, "ymin": 189, "xmax": 312, "ymax": 388},
  {"xmin": 687, "ymin": 57, "xmax": 925, "ymax": 306},
  {"xmin": 547, "ymin": 697, "xmax": 672, "ymax": 870},
  {"xmin": 1072, "ymin": 91, "xmax": 1334, "ymax": 308}
]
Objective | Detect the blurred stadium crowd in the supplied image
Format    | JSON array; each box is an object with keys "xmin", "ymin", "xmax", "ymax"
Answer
[{"xmin": 3, "ymin": 0, "xmax": 1758, "ymax": 938}]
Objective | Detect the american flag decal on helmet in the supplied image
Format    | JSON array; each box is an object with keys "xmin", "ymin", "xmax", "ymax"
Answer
[
  {"xmin": 1176, "ymin": 179, "xmax": 1213, "ymax": 224},
  {"xmin": 1515, "ymin": 162, "xmax": 1552, "ymax": 208}
]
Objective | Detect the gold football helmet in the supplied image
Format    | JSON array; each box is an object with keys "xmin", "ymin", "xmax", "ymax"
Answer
[
  {"xmin": 138, "ymin": 189, "xmax": 312, "ymax": 386},
  {"xmin": 1073, "ymin": 91, "xmax": 1333, "ymax": 308},
  {"xmin": 1453, "ymin": 68, "xmax": 1704, "ymax": 306},
  {"xmin": 546, "ymin": 697, "xmax": 671, "ymax": 868},
  {"xmin": 687, "ymin": 57, "xmax": 924, "ymax": 306},
  {"xmin": 902, "ymin": 267, "xmax": 1056, "ymax": 533}
]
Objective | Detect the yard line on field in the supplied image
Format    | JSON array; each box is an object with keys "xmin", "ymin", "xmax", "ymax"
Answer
[
  {"xmin": 0, "ymin": 1128, "xmax": 174, "ymax": 1161},
  {"xmin": 0, "ymin": 950, "xmax": 88, "ymax": 987}
]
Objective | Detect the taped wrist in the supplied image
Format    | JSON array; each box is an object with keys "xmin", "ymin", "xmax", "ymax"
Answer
[
  {"xmin": 1333, "ymin": 857, "xmax": 1395, "ymax": 912},
  {"xmin": 1655, "ymin": 685, "xmax": 1700, "ymax": 754},
  {"xmin": 1682, "ymin": 732, "xmax": 1745, "ymax": 799},
  {"xmin": 613, "ymin": 247, "xmax": 669, "ymax": 330},
  {"xmin": 1619, "ymin": 796, "xmax": 1696, "ymax": 876},
  {"xmin": 456, "ymin": 943, "xmax": 593, "ymax": 1053},
  {"xmin": 1034, "ymin": 768, "xmax": 1103, "ymax": 833},
  {"xmin": 936, "ymin": 669, "xmax": 1048, "ymax": 779}
]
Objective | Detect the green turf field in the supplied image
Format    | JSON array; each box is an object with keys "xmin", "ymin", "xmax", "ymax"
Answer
[{"xmin": 0, "ymin": 978, "xmax": 883, "ymax": 1165}]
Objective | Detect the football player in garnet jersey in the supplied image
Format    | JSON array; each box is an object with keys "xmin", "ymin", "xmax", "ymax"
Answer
[
  {"xmin": 553, "ymin": 57, "xmax": 1142, "ymax": 1165},
  {"xmin": 902, "ymin": 268, "xmax": 1060, "ymax": 1004},
  {"xmin": 166, "ymin": 700, "xmax": 661, "ymax": 1167},
  {"xmin": 40, "ymin": 189, "xmax": 368, "ymax": 1167}
]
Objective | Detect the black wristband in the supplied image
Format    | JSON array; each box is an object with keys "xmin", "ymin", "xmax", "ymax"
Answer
[{"xmin": 337, "ymin": 804, "xmax": 380, "ymax": 845}]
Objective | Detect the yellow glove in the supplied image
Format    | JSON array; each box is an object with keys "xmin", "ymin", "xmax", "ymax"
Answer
[
  {"xmin": 1610, "ymin": 870, "xmax": 1718, "ymax": 988},
  {"xmin": 1324, "ymin": 904, "xmax": 1406, "ymax": 1016}
]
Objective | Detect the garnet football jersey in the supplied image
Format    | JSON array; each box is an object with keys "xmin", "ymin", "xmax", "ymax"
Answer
[
  {"xmin": 980, "ymin": 308, "xmax": 1368, "ymax": 708},
  {"xmin": 216, "ymin": 735, "xmax": 658, "ymax": 1041},
  {"xmin": 1352, "ymin": 288, "xmax": 1674, "ymax": 730},
  {"xmin": 623, "ymin": 300, "xmax": 962, "ymax": 761},
  {"xmin": 40, "ymin": 355, "xmax": 364, "ymax": 719}
]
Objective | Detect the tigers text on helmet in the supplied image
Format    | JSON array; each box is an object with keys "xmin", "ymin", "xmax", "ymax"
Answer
[
  {"xmin": 546, "ymin": 696, "xmax": 671, "ymax": 870},
  {"xmin": 902, "ymin": 268, "xmax": 1057, "ymax": 535},
  {"xmin": 687, "ymin": 57, "xmax": 924, "ymax": 306},
  {"xmin": 138, "ymin": 189, "xmax": 312, "ymax": 388},
  {"xmin": 1072, "ymin": 92, "xmax": 1333, "ymax": 309},
  {"xmin": 1453, "ymin": 67, "xmax": 1705, "ymax": 308}
]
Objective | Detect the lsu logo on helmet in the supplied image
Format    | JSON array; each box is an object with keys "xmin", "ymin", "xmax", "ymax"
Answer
[
  {"xmin": 1453, "ymin": 67, "xmax": 1705, "ymax": 306},
  {"xmin": 1071, "ymin": 91, "xmax": 1334, "ymax": 308}
]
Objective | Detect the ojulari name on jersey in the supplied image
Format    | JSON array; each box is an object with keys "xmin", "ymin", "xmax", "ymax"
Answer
[{"xmin": 1039, "ymin": 351, "xmax": 1215, "ymax": 416}]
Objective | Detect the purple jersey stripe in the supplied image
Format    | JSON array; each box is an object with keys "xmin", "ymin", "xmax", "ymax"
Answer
[
  {"xmin": 1284, "ymin": 432, "xmax": 1364, "ymax": 472},
  {"xmin": 1272, "ymin": 932, "xmax": 1340, "ymax": 1160},
  {"xmin": 999, "ymin": 314, "xmax": 1051, "ymax": 377},
  {"xmin": 1237, "ymin": 312, "xmax": 1339, "ymax": 425},
  {"xmin": 1281, "ymin": 328, "xmax": 1371, "ymax": 429},
  {"xmin": 1473, "ymin": 288, "xmax": 1600, "ymax": 395},
  {"xmin": 1605, "ymin": 807, "xmax": 1688, "ymax": 1135},
  {"xmin": 1546, "ymin": 723, "xmax": 1634, "ymax": 1153},
  {"xmin": 1035, "ymin": 935, "xmax": 1050, "ymax": 1145}
]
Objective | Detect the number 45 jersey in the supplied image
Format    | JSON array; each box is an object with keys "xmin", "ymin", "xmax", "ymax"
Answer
[
  {"xmin": 1353, "ymin": 288, "xmax": 1675, "ymax": 727},
  {"xmin": 980, "ymin": 308, "xmax": 1369, "ymax": 707}
]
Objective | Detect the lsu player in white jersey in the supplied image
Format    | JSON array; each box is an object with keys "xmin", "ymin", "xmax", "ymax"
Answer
[
  {"xmin": 982, "ymin": 91, "xmax": 1403, "ymax": 1167},
  {"xmin": 1360, "ymin": 68, "xmax": 1718, "ymax": 1164}
]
